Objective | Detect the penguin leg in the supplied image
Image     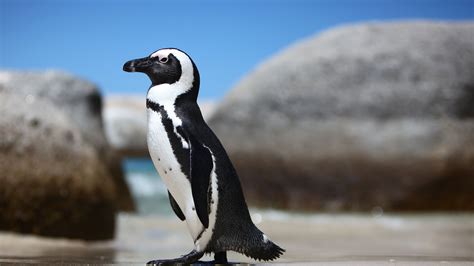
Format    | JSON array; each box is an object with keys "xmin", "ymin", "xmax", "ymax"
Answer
[
  {"xmin": 146, "ymin": 249, "xmax": 204, "ymax": 265},
  {"xmin": 214, "ymin": 251, "xmax": 228, "ymax": 264},
  {"xmin": 192, "ymin": 252, "xmax": 228, "ymax": 265}
]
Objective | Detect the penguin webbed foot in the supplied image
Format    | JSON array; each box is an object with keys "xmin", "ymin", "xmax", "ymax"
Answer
[
  {"xmin": 146, "ymin": 259, "xmax": 179, "ymax": 266},
  {"xmin": 147, "ymin": 260, "xmax": 232, "ymax": 266},
  {"xmin": 146, "ymin": 249, "xmax": 204, "ymax": 265}
]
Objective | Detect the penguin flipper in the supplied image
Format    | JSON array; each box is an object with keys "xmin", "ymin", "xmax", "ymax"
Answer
[
  {"xmin": 168, "ymin": 191, "xmax": 185, "ymax": 221},
  {"xmin": 187, "ymin": 132, "xmax": 213, "ymax": 229}
]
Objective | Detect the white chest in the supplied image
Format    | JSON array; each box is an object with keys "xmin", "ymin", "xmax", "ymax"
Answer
[
  {"xmin": 146, "ymin": 109, "xmax": 184, "ymax": 181},
  {"xmin": 146, "ymin": 103, "xmax": 219, "ymax": 251},
  {"xmin": 146, "ymin": 108, "xmax": 204, "ymax": 241}
]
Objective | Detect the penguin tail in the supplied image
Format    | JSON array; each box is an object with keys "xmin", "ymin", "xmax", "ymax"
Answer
[{"xmin": 241, "ymin": 229, "xmax": 285, "ymax": 261}]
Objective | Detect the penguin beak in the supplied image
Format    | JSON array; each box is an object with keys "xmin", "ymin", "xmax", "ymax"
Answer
[{"xmin": 123, "ymin": 57, "xmax": 152, "ymax": 73}]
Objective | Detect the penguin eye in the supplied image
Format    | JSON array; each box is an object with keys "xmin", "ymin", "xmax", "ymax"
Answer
[{"xmin": 159, "ymin": 57, "xmax": 169, "ymax": 63}]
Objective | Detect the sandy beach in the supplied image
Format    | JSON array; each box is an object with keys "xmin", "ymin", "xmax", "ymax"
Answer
[{"xmin": 0, "ymin": 212, "xmax": 472, "ymax": 265}]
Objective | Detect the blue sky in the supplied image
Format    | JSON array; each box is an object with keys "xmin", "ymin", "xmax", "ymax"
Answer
[{"xmin": 1, "ymin": 0, "xmax": 473, "ymax": 99}]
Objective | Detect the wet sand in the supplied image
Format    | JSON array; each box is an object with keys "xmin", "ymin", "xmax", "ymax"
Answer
[{"xmin": 0, "ymin": 212, "xmax": 472, "ymax": 265}]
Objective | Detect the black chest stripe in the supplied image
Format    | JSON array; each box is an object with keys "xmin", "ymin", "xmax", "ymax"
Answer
[{"xmin": 146, "ymin": 98, "xmax": 161, "ymax": 112}]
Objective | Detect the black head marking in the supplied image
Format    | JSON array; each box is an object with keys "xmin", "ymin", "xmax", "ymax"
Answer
[
  {"xmin": 124, "ymin": 48, "xmax": 201, "ymax": 103},
  {"xmin": 123, "ymin": 52, "xmax": 182, "ymax": 86},
  {"xmin": 148, "ymin": 53, "xmax": 182, "ymax": 85}
]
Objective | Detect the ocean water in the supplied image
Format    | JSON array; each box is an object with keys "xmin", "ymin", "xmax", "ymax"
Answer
[{"xmin": 123, "ymin": 158, "xmax": 172, "ymax": 215}]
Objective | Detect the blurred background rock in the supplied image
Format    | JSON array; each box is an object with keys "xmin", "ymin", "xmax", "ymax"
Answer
[
  {"xmin": 0, "ymin": 71, "xmax": 134, "ymax": 240},
  {"xmin": 209, "ymin": 21, "xmax": 474, "ymax": 211}
]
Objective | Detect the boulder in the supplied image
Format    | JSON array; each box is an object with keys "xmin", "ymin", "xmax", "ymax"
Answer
[
  {"xmin": 208, "ymin": 21, "xmax": 474, "ymax": 211},
  {"xmin": 103, "ymin": 95, "xmax": 217, "ymax": 157},
  {"xmin": 103, "ymin": 96, "xmax": 148, "ymax": 157},
  {"xmin": 0, "ymin": 71, "xmax": 134, "ymax": 240},
  {"xmin": 0, "ymin": 71, "xmax": 104, "ymax": 148}
]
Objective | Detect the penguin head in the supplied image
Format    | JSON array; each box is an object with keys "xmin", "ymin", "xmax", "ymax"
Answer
[{"xmin": 123, "ymin": 48, "xmax": 200, "ymax": 100}]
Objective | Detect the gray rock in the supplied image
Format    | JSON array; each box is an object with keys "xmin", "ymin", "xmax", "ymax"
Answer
[
  {"xmin": 209, "ymin": 21, "xmax": 474, "ymax": 211},
  {"xmin": 103, "ymin": 96, "xmax": 148, "ymax": 157},
  {"xmin": 0, "ymin": 71, "xmax": 104, "ymax": 148},
  {"xmin": 103, "ymin": 95, "xmax": 217, "ymax": 157},
  {"xmin": 0, "ymin": 71, "xmax": 135, "ymax": 240},
  {"xmin": 0, "ymin": 71, "xmax": 135, "ymax": 212}
]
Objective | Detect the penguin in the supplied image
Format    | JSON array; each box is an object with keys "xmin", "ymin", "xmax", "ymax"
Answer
[{"xmin": 123, "ymin": 48, "xmax": 284, "ymax": 265}]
